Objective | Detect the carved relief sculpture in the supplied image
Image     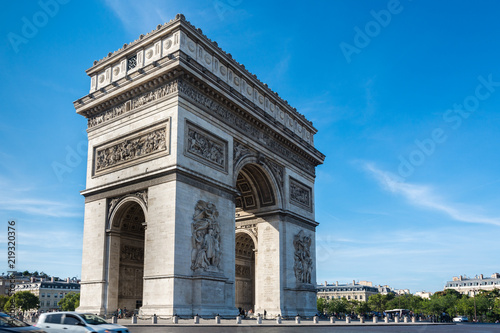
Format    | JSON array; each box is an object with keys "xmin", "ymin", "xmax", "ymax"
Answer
[
  {"xmin": 191, "ymin": 200, "xmax": 222, "ymax": 272},
  {"xmin": 289, "ymin": 177, "xmax": 312, "ymax": 210},
  {"xmin": 120, "ymin": 245, "xmax": 144, "ymax": 262},
  {"xmin": 94, "ymin": 124, "xmax": 168, "ymax": 175},
  {"xmin": 88, "ymin": 80, "xmax": 178, "ymax": 128},
  {"xmin": 293, "ymin": 230, "xmax": 313, "ymax": 284},
  {"xmin": 185, "ymin": 122, "xmax": 227, "ymax": 172}
]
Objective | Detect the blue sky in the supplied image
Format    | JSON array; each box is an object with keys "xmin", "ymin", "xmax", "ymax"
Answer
[{"xmin": 1, "ymin": 0, "xmax": 500, "ymax": 293}]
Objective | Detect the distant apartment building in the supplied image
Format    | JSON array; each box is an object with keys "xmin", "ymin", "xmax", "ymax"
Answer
[
  {"xmin": 14, "ymin": 277, "xmax": 80, "ymax": 312},
  {"xmin": 445, "ymin": 273, "xmax": 500, "ymax": 296},
  {"xmin": 414, "ymin": 291, "xmax": 433, "ymax": 299},
  {"xmin": 1, "ymin": 272, "xmax": 30, "ymax": 296},
  {"xmin": 317, "ymin": 280, "xmax": 379, "ymax": 302}
]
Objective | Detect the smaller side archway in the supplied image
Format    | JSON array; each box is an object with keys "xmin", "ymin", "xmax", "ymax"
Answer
[
  {"xmin": 106, "ymin": 196, "xmax": 147, "ymax": 314},
  {"xmin": 235, "ymin": 230, "xmax": 257, "ymax": 313}
]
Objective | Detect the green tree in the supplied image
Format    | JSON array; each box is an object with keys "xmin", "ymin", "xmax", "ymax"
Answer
[
  {"xmin": 368, "ymin": 293, "xmax": 394, "ymax": 313},
  {"xmin": 328, "ymin": 298, "xmax": 348, "ymax": 315},
  {"xmin": 22, "ymin": 271, "xmax": 30, "ymax": 277},
  {"xmin": 58, "ymin": 292, "xmax": 80, "ymax": 311},
  {"xmin": 4, "ymin": 291, "xmax": 39, "ymax": 314},
  {"xmin": 0, "ymin": 295, "xmax": 10, "ymax": 311}
]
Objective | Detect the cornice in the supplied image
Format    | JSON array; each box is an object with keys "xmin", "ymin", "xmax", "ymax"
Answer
[{"xmin": 76, "ymin": 14, "xmax": 319, "ymax": 143}]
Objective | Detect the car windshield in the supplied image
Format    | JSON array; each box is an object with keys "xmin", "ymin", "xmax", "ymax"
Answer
[
  {"xmin": 79, "ymin": 314, "xmax": 108, "ymax": 325},
  {"xmin": 0, "ymin": 314, "xmax": 29, "ymax": 327}
]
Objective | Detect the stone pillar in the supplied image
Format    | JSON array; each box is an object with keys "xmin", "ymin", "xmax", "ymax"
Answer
[
  {"xmin": 295, "ymin": 315, "xmax": 301, "ymax": 324},
  {"xmin": 395, "ymin": 316, "xmax": 399, "ymax": 323},
  {"xmin": 330, "ymin": 316, "xmax": 335, "ymax": 323},
  {"xmin": 384, "ymin": 316, "xmax": 389, "ymax": 323},
  {"xmin": 360, "ymin": 317, "xmax": 365, "ymax": 323},
  {"xmin": 373, "ymin": 316, "xmax": 378, "ymax": 323},
  {"xmin": 194, "ymin": 315, "xmax": 199, "ymax": 324},
  {"xmin": 276, "ymin": 315, "xmax": 282, "ymax": 324},
  {"xmin": 346, "ymin": 316, "xmax": 351, "ymax": 323},
  {"xmin": 404, "ymin": 316, "xmax": 408, "ymax": 323},
  {"xmin": 313, "ymin": 315, "xmax": 319, "ymax": 324},
  {"xmin": 236, "ymin": 316, "xmax": 241, "ymax": 324},
  {"xmin": 172, "ymin": 315, "xmax": 178, "ymax": 324},
  {"xmin": 77, "ymin": 199, "xmax": 107, "ymax": 315}
]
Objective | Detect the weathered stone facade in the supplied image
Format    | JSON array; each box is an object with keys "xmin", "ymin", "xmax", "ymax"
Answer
[{"xmin": 75, "ymin": 14, "xmax": 324, "ymax": 317}]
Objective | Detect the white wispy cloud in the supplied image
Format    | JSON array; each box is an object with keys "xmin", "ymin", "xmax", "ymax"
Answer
[
  {"xmin": 0, "ymin": 177, "xmax": 82, "ymax": 218},
  {"xmin": 363, "ymin": 162, "xmax": 500, "ymax": 227},
  {"xmin": 104, "ymin": 0, "xmax": 179, "ymax": 36},
  {"xmin": 0, "ymin": 196, "xmax": 82, "ymax": 218}
]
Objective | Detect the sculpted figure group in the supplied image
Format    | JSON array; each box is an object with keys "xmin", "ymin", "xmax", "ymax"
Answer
[
  {"xmin": 191, "ymin": 200, "xmax": 221, "ymax": 272},
  {"xmin": 293, "ymin": 230, "xmax": 313, "ymax": 284}
]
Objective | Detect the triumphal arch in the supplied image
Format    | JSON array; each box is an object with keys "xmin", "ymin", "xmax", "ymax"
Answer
[{"xmin": 74, "ymin": 14, "xmax": 325, "ymax": 317}]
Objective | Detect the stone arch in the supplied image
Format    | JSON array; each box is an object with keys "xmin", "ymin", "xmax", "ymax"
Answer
[
  {"xmin": 233, "ymin": 157, "xmax": 283, "ymax": 212},
  {"xmin": 235, "ymin": 230, "xmax": 257, "ymax": 312},
  {"xmin": 106, "ymin": 197, "xmax": 147, "ymax": 314},
  {"xmin": 108, "ymin": 194, "xmax": 148, "ymax": 231}
]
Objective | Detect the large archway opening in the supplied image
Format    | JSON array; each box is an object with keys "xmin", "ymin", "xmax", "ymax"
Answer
[
  {"xmin": 114, "ymin": 201, "xmax": 146, "ymax": 312},
  {"xmin": 234, "ymin": 163, "xmax": 278, "ymax": 314}
]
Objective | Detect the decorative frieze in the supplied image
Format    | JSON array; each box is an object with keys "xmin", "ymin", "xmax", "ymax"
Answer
[
  {"xmin": 289, "ymin": 177, "xmax": 312, "ymax": 211},
  {"xmin": 191, "ymin": 200, "xmax": 222, "ymax": 272},
  {"xmin": 178, "ymin": 79, "xmax": 316, "ymax": 176},
  {"xmin": 87, "ymin": 80, "xmax": 178, "ymax": 128},
  {"xmin": 293, "ymin": 230, "xmax": 313, "ymax": 284},
  {"xmin": 93, "ymin": 122, "xmax": 169, "ymax": 176},
  {"xmin": 235, "ymin": 264, "xmax": 251, "ymax": 278},
  {"xmin": 120, "ymin": 245, "xmax": 144, "ymax": 263},
  {"xmin": 185, "ymin": 121, "xmax": 227, "ymax": 172}
]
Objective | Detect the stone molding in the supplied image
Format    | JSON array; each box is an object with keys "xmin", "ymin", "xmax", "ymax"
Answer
[
  {"xmin": 108, "ymin": 190, "xmax": 148, "ymax": 220},
  {"xmin": 82, "ymin": 14, "xmax": 317, "ymax": 143},
  {"xmin": 184, "ymin": 121, "xmax": 228, "ymax": 173},
  {"xmin": 87, "ymin": 80, "xmax": 178, "ymax": 128},
  {"xmin": 289, "ymin": 177, "xmax": 312, "ymax": 211},
  {"xmin": 93, "ymin": 121, "xmax": 170, "ymax": 177}
]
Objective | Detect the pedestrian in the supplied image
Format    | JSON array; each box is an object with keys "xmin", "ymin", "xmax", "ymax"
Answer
[{"xmin": 118, "ymin": 308, "xmax": 122, "ymax": 319}]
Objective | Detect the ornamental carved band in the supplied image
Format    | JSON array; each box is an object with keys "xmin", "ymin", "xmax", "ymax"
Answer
[
  {"xmin": 289, "ymin": 177, "xmax": 312, "ymax": 211},
  {"xmin": 185, "ymin": 121, "xmax": 227, "ymax": 172},
  {"xmin": 88, "ymin": 80, "xmax": 178, "ymax": 128},
  {"xmin": 120, "ymin": 245, "xmax": 144, "ymax": 263},
  {"xmin": 191, "ymin": 200, "xmax": 222, "ymax": 272},
  {"xmin": 93, "ymin": 122, "xmax": 169, "ymax": 175},
  {"xmin": 293, "ymin": 230, "xmax": 313, "ymax": 284}
]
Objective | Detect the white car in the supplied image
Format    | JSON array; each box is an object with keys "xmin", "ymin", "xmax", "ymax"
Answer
[
  {"xmin": 35, "ymin": 312, "xmax": 129, "ymax": 333},
  {"xmin": 453, "ymin": 316, "xmax": 468, "ymax": 322}
]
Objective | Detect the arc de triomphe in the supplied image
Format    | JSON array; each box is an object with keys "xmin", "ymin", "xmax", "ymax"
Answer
[{"xmin": 74, "ymin": 14, "xmax": 325, "ymax": 317}]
